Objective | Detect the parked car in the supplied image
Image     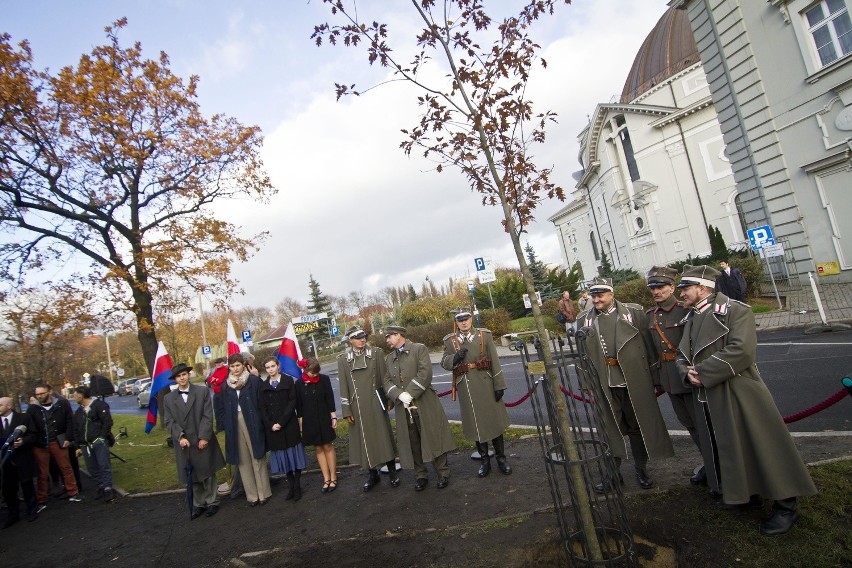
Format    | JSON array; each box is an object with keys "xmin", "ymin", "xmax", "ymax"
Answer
[
  {"xmin": 123, "ymin": 378, "xmax": 142, "ymax": 395},
  {"xmin": 132, "ymin": 378, "xmax": 152, "ymax": 395},
  {"xmin": 116, "ymin": 379, "xmax": 130, "ymax": 396},
  {"xmin": 137, "ymin": 386, "xmax": 152, "ymax": 409}
]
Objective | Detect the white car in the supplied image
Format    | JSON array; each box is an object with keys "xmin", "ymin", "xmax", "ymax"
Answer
[
  {"xmin": 132, "ymin": 378, "xmax": 152, "ymax": 395},
  {"xmin": 137, "ymin": 386, "xmax": 152, "ymax": 408}
]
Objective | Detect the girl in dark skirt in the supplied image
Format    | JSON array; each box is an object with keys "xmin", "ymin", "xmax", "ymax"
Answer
[
  {"xmin": 295, "ymin": 358, "xmax": 338, "ymax": 493},
  {"xmin": 259, "ymin": 357, "xmax": 308, "ymax": 502}
]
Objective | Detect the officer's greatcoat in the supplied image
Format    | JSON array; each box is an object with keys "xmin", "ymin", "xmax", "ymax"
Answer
[
  {"xmin": 384, "ymin": 341, "xmax": 456, "ymax": 468},
  {"xmin": 338, "ymin": 345, "xmax": 397, "ymax": 470},
  {"xmin": 440, "ymin": 327, "xmax": 510, "ymax": 443},
  {"xmin": 577, "ymin": 301, "xmax": 674, "ymax": 460},
  {"xmin": 677, "ymin": 293, "xmax": 817, "ymax": 504}
]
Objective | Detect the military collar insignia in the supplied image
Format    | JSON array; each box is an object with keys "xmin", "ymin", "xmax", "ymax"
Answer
[
  {"xmin": 693, "ymin": 296, "xmax": 713, "ymax": 314},
  {"xmin": 713, "ymin": 301, "xmax": 728, "ymax": 316}
]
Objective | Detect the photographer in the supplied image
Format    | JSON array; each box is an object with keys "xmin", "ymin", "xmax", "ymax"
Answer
[{"xmin": 72, "ymin": 385, "xmax": 115, "ymax": 502}]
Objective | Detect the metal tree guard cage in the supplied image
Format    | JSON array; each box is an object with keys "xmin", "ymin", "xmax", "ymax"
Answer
[{"xmin": 518, "ymin": 329, "xmax": 636, "ymax": 567}]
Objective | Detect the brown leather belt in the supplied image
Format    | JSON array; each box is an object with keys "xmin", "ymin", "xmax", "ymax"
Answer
[
  {"xmin": 660, "ymin": 352, "xmax": 677, "ymax": 361},
  {"xmin": 605, "ymin": 357, "xmax": 619, "ymax": 366}
]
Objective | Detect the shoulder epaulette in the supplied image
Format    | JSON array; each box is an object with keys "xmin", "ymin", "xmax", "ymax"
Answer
[
  {"xmin": 478, "ymin": 328, "xmax": 493, "ymax": 335},
  {"xmin": 442, "ymin": 332, "xmax": 456, "ymax": 341},
  {"xmin": 624, "ymin": 302, "xmax": 644, "ymax": 311}
]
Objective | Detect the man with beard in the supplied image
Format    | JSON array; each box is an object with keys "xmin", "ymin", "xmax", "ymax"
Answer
[{"xmin": 676, "ymin": 264, "xmax": 816, "ymax": 536}]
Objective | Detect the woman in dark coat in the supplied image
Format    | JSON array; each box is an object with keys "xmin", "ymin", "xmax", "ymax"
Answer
[
  {"xmin": 259, "ymin": 356, "xmax": 307, "ymax": 502},
  {"xmin": 295, "ymin": 358, "xmax": 338, "ymax": 493},
  {"xmin": 213, "ymin": 353, "xmax": 272, "ymax": 506}
]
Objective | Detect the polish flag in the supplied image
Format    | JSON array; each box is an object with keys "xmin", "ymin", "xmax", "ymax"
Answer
[
  {"xmin": 277, "ymin": 322, "xmax": 303, "ymax": 380},
  {"xmin": 145, "ymin": 341, "xmax": 173, "ymax": 433},
  {"xmin": 226, "ymin": 319, "xmax": 242, "ymax": 356}
]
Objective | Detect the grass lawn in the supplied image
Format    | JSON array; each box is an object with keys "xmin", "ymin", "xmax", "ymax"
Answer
[{"xmin": 109, "ymin": 414, "xmax": 533, "ymax": 494}]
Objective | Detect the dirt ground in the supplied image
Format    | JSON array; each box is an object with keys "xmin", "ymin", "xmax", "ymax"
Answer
[{"xmin": 0, "ymin": 434, "xmax": 848, "ymax": 567}]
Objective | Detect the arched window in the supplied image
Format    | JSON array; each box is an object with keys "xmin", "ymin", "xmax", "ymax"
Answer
[
  {"xmin": 590, "ymin": 231, "xmax": 600, "ymax": 261},
  {"xmin": 615, "ymin": 115, "xmax": 640, "ymax": 182}
]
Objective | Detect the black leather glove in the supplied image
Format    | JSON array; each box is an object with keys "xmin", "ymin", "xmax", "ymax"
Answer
[
  {"xmin": 452, "ymin": 348, "xmax": 468, "ymax": 367},
  {"xmin": 494, "ymin": 389, "xmax": 504, "ymax": 402}
]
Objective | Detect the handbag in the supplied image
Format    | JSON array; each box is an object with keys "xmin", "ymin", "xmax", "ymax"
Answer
[{"xmin": 556, "ymin": 312, "xmax": 567, "ymax": 324}]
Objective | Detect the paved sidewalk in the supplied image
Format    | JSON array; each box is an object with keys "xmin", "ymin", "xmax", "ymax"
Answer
[{"xmin": 754, "ymin": 281, "xmax": 852, "ymax": 330}]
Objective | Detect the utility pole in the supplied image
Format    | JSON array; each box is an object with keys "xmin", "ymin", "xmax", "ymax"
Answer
[
  {"xmin": 104, "ymin": 333, "xmax": 114, "ymax": 382},
  {"xmin": 199, "ymin": 294, "xmax": 210, "ymax": 375}
]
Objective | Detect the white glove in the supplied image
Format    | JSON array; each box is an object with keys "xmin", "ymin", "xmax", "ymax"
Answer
[{"xmin": 398, "ymin": 392, "xmax": 413, "ymax": 407}]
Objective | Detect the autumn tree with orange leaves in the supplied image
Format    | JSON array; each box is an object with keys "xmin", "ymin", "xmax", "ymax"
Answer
[{"xmin": 0, "ymin": 20, "xmax": 275, "ymax": 372}]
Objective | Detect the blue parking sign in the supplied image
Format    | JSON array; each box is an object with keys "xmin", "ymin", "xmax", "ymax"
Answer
[
  {"xmin": 241, "ymin": 329, "xmax": 252, "ymax": 342},
  {"xmin": 474, "ymin": 257, "xmax": 485, "ymax": 271},
  {"xmin": 331, "ymin": 326, "xmax": 339, "ymax": 336},
  {"xmin": 747, "ymin": 225, "xmax": 775, "ymax": 250}
]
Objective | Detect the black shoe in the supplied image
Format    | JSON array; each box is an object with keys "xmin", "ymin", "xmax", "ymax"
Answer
[
  {"xmin": 285, "ymin": 483, "xmax": 295, "ymax": 501},
  {"xmin": 496, "ymin": 456, "xmax": 512, "ymax": 475},
  {"xmin": 103, "ymin": 488, "xmax": 115, "ymax": 503},
  {"xmin": 389, "ymin": 470, "xmax": 401, "ymax": 488},
  {"xmin": 27, "ymin": 511, "xmax": 38, "ymax": 522},
  {"xmin": 95, "ymin": 486, "xmax": 104, "ymax": 500},
  {"xmin": 717, "ymin": 495, "xmax": 762, "ymax": 510},
  {"xmin": 593, "ymin": 474, "xmax": 624, "ymax": 494},
  {"xmin": 437, "ymin": 477, "xmax": 449, "ymax": 489},
  {"xmin": 690, "ymin": 466, "xmax": 707, "ymax": 486},
  {"xmin": 363, "ymin": 471, "xmax": 381, "ymax": 492},
  {"xmin": 414, "ymin": 478, "xmax": 428, "ymax": 492},
  {"xmin": 293, "ymin": 485, "xmax": 302, "ymax": 502},
  {"xmin": 635, "ymin": 468, "xmax": 654, "ymax": 489},
  {"xmin": 191, "ymin": 506, "xmax": 205, "ymax": 520},
  {"xmin": 477, "ymin": 458, "xmax": 491, "ymax": 478},
  {"xmin": 708, "ymin": 488, "xmax": 723, "ymax": 499},
  {"xmin": 205, "ymin": 505, "xmax": 219, "ymax": 517},
  {"xmin": 760, "ymin": 509, "xmax": 799, "ymax": 536}
]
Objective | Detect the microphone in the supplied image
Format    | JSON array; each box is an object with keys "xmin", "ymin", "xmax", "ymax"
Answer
[{"xmin": 1, "ymin": 424, "xmax": 27, "ymax": 450}]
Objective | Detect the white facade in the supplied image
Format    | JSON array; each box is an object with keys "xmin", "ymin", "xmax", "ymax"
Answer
[{"xmin": 549, "ymin": 64, "xmax": 744, "ymax": 279}]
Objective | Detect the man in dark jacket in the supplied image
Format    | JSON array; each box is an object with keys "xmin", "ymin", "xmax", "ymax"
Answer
[
  {"xmin": 716, "ymin": 260, "xmax": 747, "ymax": 302},
  {"xmin": 26, "ymin": 382, "xmax": 82, "ymax": 509},
  {"xmin": 72, "ymin": 385, "xmax": 115, "ymax": 502},
  {"xmin": 1, "ymin": 396, "xmax": 38, "ymax": 526}
]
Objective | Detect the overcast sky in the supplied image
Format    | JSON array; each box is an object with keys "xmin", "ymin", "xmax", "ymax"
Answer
[{"xmin": 5, "ymin": 0, "xmax": 669, "ymax": 311}]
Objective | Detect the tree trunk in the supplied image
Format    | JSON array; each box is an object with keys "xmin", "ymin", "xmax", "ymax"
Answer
[{"xmin": 132, "ymin": 286, "xmax": 159, "ymax": 376}]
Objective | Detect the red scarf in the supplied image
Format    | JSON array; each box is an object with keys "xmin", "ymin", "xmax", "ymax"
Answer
[{"xmin": 302, "ymin": 372, "xmax": 319, "ymax": 384}]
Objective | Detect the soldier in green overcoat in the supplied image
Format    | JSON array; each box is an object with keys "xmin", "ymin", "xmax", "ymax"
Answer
[
  {"xmin": 383, "ymin": 325, "xmax": 456, "ymax": 491},
  {"xmin": 337, "ymin": 325, "xmax": 400, "ymax": 492},
  {"xmin": 676, "ymin": 265, "xmax": 817, "ymax": 536},
  {"xmin": 441, "ymin": 309, "xmax": 511, "ymax": 477},
  {"xmin": 645, "ymin": 266, "xmax": 718, "ymax": 493},
  {"xmin": 576, "ymin": 277, "xmax": 674, "ymax": 492}
]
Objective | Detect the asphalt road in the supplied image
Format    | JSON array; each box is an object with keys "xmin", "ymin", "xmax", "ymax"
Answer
[{"xmin": 107, "ymin": 327, "xmax": 852, "ymax": 433}]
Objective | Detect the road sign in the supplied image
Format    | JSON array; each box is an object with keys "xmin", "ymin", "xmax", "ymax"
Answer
[
  {"xmin": 474, "ymin": 257, "xmax": 486, "ymax": 271},
  {"xmin": 331, "ymin": 326, "xmax": 339, "ymax": 337},
  {"xmin": 467, "ymin": 280, "xmax": 475, "ymax": 291},
  {"xmin": 294, "ymin": 321, "xmax": 321, "ymax": 335},
  {"xmin": 522, "ymin": 292, "xmax": 542, "ymax": 308},
  {"xmin": 116, "ymin": 368, "xmax": 125, "ymax": 377},
  {"xmin": 747, "ymin": 225, "xmax": 775, "ymax": 250},
  {"xmin": 292, "ymin": 312, "xmax": 328, "ymax": 324},
  {"xmin": 479, "ymin": 270, "xmax": 496, "ymax": 284},
  {"xmin": 759, "ymin": 242, "xmax": 784, "ymax": 259},
  {"xmin": 202, "ymin": 345, "xmax": 212, "ymax": 358},
  {"xmin": 241, "ymin": 329, "xmax": 252, "ymax": 342}
]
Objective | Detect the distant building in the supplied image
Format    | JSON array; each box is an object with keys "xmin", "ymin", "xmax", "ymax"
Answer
[
  {"xmin": 669, "ymin": 0, "xmax": 852, "ymax": 281},
  {"xmin": 550, "ymin": 8, "xmax": 743, "ymax": 279}
]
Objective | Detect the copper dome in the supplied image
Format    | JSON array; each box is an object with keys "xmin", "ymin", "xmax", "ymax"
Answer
[{"xmin": 620, "ymin": 7, "xmax": 699, "ymax": 103}]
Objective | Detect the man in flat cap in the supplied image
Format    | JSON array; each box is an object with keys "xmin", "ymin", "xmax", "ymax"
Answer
[
  {"xmin": 645, "ymin": 266, "xmax": 716, "ymax": 492},
  {"xmin": 676, "ymin": 265, "xmax": 816, "ymax": 535},
  {"xmin": 383, "ymin": 325, "xmax": 456, "ymax": 491},
  {"xmin": 441, "ymin": 309, "xmax": 511, "ymax": 477},
  {"xmin": 576, "ymin": 277, "xmax": 673, "ymax": 492},
  {"xmin": 338, "ymin": 325, "xmax": 400, "ymax": 492}
]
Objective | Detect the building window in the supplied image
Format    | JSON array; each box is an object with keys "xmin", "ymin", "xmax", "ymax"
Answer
[
  {"xmin": 615, "ymin": 116, "xmax": 641, "ymax": 181},
  {"xmin": 805, "ymin": 0, "xmax": 852, "ymax": 67},
  {"xmin": 590, "ymin": 232, "xmax": 600, "ymax": 261}
]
